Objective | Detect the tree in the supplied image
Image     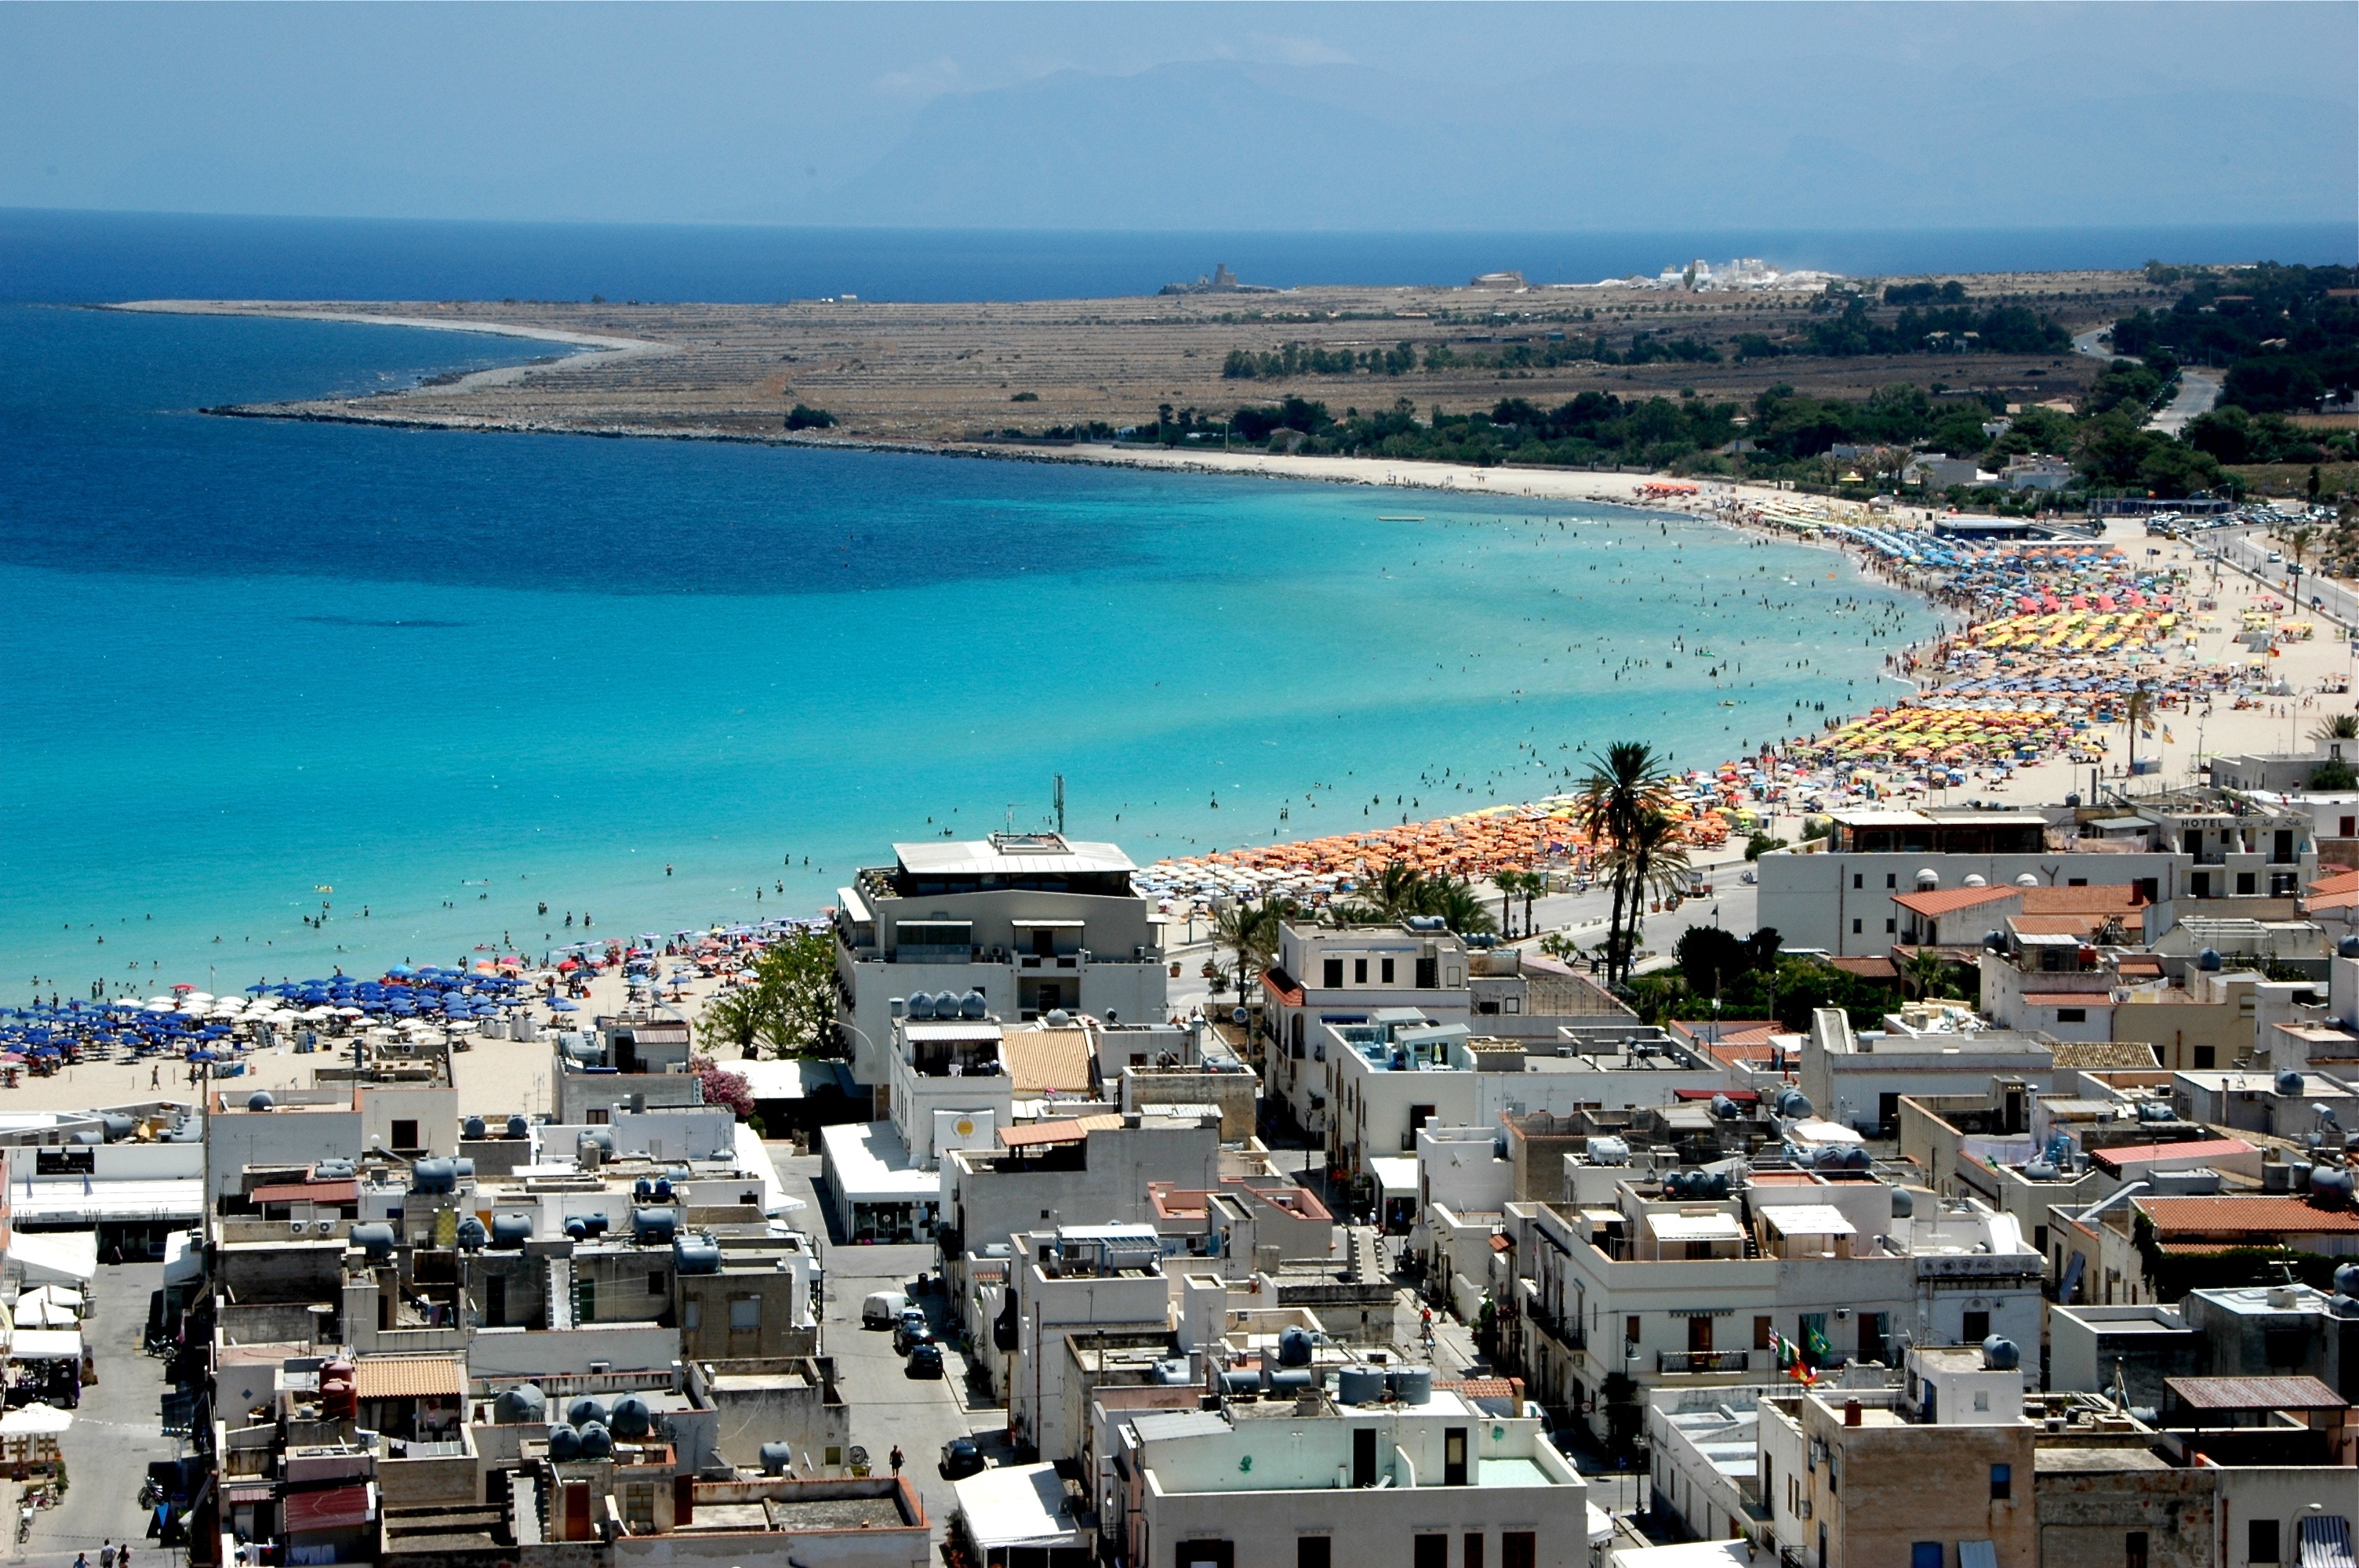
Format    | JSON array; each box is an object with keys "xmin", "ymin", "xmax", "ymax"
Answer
[
  {"xmin": 784, "ymin": 405, "xmax": 838, "ymax": 431},
  {"xmin": 1425, "ymin": 877, "xmax": 1499, "ymax": 938},
  {"xmin": 1674, "ymin": 926, "xmax": 1750, "ymax": 998},
  {"xmin": 1579, "ymin": 743, "xmax": 1675, "ymax": 985},
  {"xmin": 698, "ymin": 928, "xmax": 837, "ymax": 1058},
  {"xmin": 1903, "ymin": 949, "xmax": 1960, "ymax": 1001},
  {"xmin": 1598, "ymin": 807, "xmax": 1691, "ymax": 975},
  {"xmin": 1213, "ymin": 898, "xmax": 1297, "ymax": 1015},
  {"xmin": 689, "ymin": 1054, "xmax": 756, "ymax": 1120},
  {"xmin": 2312, "ymin": 713, "xmax": 2359, "ymax": 747}
]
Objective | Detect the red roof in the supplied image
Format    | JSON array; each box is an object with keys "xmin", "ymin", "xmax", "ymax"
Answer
[
  {"xmin": 2090, "ymin": 1138, "xmax": 2259, "ymax": 1173},
  {"xmin": 2019, "ymin": 993, "xmax": 2110, "ymax": 1007},
  {"xmin": 1894, "ymin": 884, "xmax": 2146, "ymax": 918},
  {"xmin": 1893, "ymin": 884, "xmax": 2022, "ymax": 917},
  {"xmin": 1674, "ymin": 1087, "xmax": 1761, "ymax": 1103},
  {"xmin": 1261, "ymin": 967, "xmax": 1305, "ymax": 1007},
  {"xmin": 252, "ymin": 1180, "xmax": 358, "ymax": 1206},
  {"xmin": 2135, "ymin": 1195, "xmax": 2359, "ymax": 1236},
  {"xmin": 282, "ymin": 1483, "xmax": 373, "ymax": 1534}
]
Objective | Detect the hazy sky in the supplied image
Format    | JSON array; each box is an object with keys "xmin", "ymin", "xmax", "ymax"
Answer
[{"xmin": 4, "ymin": 2, "xmax": 2354, "ymax": 230}]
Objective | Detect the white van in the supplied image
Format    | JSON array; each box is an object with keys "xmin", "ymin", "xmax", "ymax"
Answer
[{"xmin": 861, "ymin": 1290, "xmax": 910, "ymax": 1329}]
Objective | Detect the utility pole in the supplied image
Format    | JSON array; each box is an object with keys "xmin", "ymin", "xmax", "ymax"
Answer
[{"xmin": 1053, "ymin": 775, "xmax": 1065, "ymax": 835}]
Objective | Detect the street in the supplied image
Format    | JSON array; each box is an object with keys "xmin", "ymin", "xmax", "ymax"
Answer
[
  {"xmin": 769, "ymin": 1152, "xmax": 1000, "ymax": 1540},
  {"xmin": 16, "ymin": 1260, "xmax": 183, "ymax": 1568}
]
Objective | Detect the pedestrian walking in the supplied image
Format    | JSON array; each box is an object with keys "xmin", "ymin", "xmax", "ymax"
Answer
[{"xmin": 889, "ymin": 1444, "xmax": 904, "ymax": 1475}]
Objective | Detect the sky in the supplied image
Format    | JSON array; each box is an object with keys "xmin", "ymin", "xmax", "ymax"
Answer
[{"xmin": 3, "ymin": 2, "xmax": 2354, "ymax": 232}]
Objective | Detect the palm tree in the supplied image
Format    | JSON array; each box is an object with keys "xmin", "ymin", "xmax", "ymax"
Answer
[
  {"xmin": 1902, "ymin": 948, "xmax": 1955, "ymax": 1001},
  {"xmin": 1424, "ymin": 877, "xmax": 1499, "ymax": 937},
  {"xmin": 1514, "ymin": 869, "xmax": 1547, "ymax": 936},
  {"xmin": 2313, "ymin": 713, "xmax": 2359, "ymax": 750},
  {"xmin": 2124, "ymin": 685, "xmax": 2154, "ymax": 779},
  {"xmin": 1494, "ymin": 869, "xmax": 1530, "ymax": 937},
  {"xmin": 2288, "ymin": 524, "xmax": 2317, "ymax": 580},
  {"xmin": 1212, "ymin": 898, "xmax": 1292, "ymax": 1017},
  {"xmin": 1578, "ymin": 742, "xmax": 1674, "ymax": 984},
  {"xmin": 1598, "ymin": 808, "xmax": 1690, "ymax": 971}
]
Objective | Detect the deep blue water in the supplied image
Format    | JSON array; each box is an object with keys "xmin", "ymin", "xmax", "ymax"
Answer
[
  {"xmin": 0, "ymin": 300, "xmax": 1940, "ymax": 989},
  {"xmin": 3, "ymin": 208, "xmax": 2353, "ymax": 304}
]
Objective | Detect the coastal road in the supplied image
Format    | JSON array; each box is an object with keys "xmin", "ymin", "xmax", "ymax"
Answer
[
  {"xmin": 2146, "ymin": 368, "xmax": 2222, "ymax": 437},
  {"xmin": 2204, "ymin": 528, "xmax": 2359, "ymax": 640}
]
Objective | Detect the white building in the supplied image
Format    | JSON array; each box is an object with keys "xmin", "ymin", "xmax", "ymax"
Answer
[
  {"xmin": 1112, "ymin": 1387, "xmax": 1593, "ymax": 1568},
  {"xmin": 832, "ymin": 835, "xmax": 1169, "ymax": 1085}
]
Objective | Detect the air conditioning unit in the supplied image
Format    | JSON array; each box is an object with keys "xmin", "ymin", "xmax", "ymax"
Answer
[
  {"xmin": 289, "ymin": 1219, "xmax": 307, "ymax": 1235},
  {"xmin": 318, "ymin": 1221, "xmax": 338, "ymax": 1235}
]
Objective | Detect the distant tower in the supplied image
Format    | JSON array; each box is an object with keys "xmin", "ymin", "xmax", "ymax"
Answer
[{"xmin": 1053, "ymin": 775, "xmax": 1066, "ymax": 833}]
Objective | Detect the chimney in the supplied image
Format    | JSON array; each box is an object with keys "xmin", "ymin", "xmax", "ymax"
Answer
[
  {"xmin": 1844, "ymin": 1399, "xmax": 1863, "ymax": 1428},
  {"xmin": 1179, "ymin": 1277, "xmax": 1226, "ymax": 1354}
]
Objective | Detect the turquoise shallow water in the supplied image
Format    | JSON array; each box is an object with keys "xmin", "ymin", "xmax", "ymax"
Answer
[{"xmin": 0, "ymin": 303, "xmax": 1933, "ymax": 990}]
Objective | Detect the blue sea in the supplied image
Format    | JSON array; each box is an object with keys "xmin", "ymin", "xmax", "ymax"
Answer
[{"xmin": 36, "ymin": 204, "xmax": 2328, "ymax": 989}]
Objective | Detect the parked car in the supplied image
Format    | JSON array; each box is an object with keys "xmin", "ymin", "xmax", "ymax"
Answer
[
  {"xmin": 907, "ymin": 1341, "xmax": 945, "ymax": 1378},
  {"xmin": 940, "ymin": 1437, "xmax": 987, "ymax": 1479},
  {"xmin": 894, "ymin": 1309, "xmax": 933, "ymax": 1355},
  {"xmin": 861, "ymin": 1290, "xmax": 910, "ymax": 1329}
]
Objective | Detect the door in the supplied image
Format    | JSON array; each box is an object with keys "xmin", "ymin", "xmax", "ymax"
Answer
[
  {"xmin": 485, "ymin": 1276, "xmax": 506, "ymax": 1328},
  {"xmin": 1033, "ymin": 927, "xmax": 1056, "ymax": 958},
  {"xmin": 1352, "ymin": 1426, "xmax": 1377, "ymax": 1487},
  {"xmin": 1443, "ymin": 1428, "xmax": 1468, "ymax": 1486},
  {"xmin": 1687, "ymin": 1316, "xmax": 1714, "ymax": 1354}
]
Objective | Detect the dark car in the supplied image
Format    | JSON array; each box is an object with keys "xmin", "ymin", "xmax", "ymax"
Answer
[
  {"xmin": 894, "ymin": 1312, "xmax": 934, "ymax": 1356},
  {"xmin": 940, "ymin": 1437, "xmax": 986, "ymax": 1479},
  {"xmin": 907, "ymin": 1341, "xmax": 945, "ymax": 1378}
]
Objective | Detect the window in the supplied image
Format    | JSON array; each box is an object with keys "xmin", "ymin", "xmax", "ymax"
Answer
[
  {"xmin": 485, "ymin": 1276, "xmax": 507, "ymax": 1327},
  {"xmin": 2191, "ymin": 871, "xmax": 2211, "ymax": 898},
  {"xmin": 2237, "ymin": 871, "xmax": 2256, "ymax": 896},
  {"xmin": 1962, "ymin": 1310, "xmax": 1990, "ymax": 1343},
  {"xmin": 1416, "ymin": 1537, "xmax": 1448, "ymax": 1568},
  {"xmin": 2056, "ymin": 1008, "xmax": 2086, "ymax": 1023},
  {"xmin": 1853, "ymin": 874, "xmax": 1863, "ymax": 890},
  {"xmin": 1625, "ymin": 1314, "xmax": 1641, "ymax": 1345},
  {"xmin": 1381, "ymin": 958, "xmax": 1395, "ymax": 984},
  {"xmin": 1754, "ymin": 1316, "xmax": 1773, "ymax": 1350},
  {"xmin": 1500, "ymin": 1535, "xmax": 1534, "ymax": 1568},
  {"xmin": 683, "ymin": 1298, "xmax": 700, "ymax": 1331},
  {"xmin": 2067, "ymin": 877, "xmax": 2088, "ymax": 887},
  {"xmin": 1973, "ymin": 1390, "xmax": 1990, "ymax": 1413},
  {"xmin": 1354, "ymin": 958, "xmax": 1369, "ymax": 985},
  {"xmin": 1989, "ymin": 1463, "xmax": 2012, "ymax": 1501},
  {"xmin": 1852, "ymin": 919, "xmax": 1863, "ymax": 935},
  {"xmin": 623, "ymin": 1483, "xmax": 656, "ymax": 1530},
  {"xmin": 729, "ymin": 1295, "xmax": 761, "ymax": 1330},
  {"xmin": 2125, "ymin": 1531, "xmax": 2147, "ymax": 1568},
  {"xmin": 1911, "ymin": 1547, "xmax": 1943, "ymax": 1568},
  {"xmin": 2194, "ymin": 1046, "xmax": 2215, "ymax": 1069},
  {"xmin": 2249, "ymin": 1519, "xmax": 2281, "ymax": 1564},
  {"xmin": 1885, "ymin": 873, "xmax": 1897, "ymax": 889},
  {"xmin": 391, "ymin": 1119, "xmax": 420, "ymax": 1151},
  {"xmin": 1323, "ymin": 959, "xmax": 1344, "ymax": 989},
  {"xmin": 648, "ymin": 1270, "xmax": 665, "ymax": 1298},
  {"xmin": 1687, "ymin": 1316, "xmax": 1714, "ymax": 1352},
  {"xmin": 1299, "ymin": 1541, "xmax": 1332, "ymax": 1568},
  {"xmin": 1464, "ymin": 1535, "xmax": 1483, "ymax": 1568},
  {"xmin": 1885, "ymin": 919, "xmax": 1897, "ymax": 934},
  {"xmin": 2341, "ymin": 817, "xmax": 2355, "ymax": 839}
]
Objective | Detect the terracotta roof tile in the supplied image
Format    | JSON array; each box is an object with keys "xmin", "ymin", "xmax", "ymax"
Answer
[
  {"xmin": 2135, "ymin": 1195, "xmax": 2359, "ymax": 1236},
  {"xmin": 1001, "ymin": 1029, "xmax": 1092, "ymax": 1094},
  {"xmin": 997, "ymin": 1113, "xmax": 1125, "ymax": 1149},
  {"xmin": 352, "ymin": 1356, "xmax": 466, "ymax": 1399},
  {"xmin": 2049, "ymin": 1041, "xmax": 2161, "ymax": 1069}
]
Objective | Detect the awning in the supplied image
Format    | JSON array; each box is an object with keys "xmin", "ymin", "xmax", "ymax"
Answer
[
  {"xmin": 353, "ymin": 1356, "xmax": 465, "ymax": 1399},
  {"xmin": 1369, "ymin": 1156, "xmax": 1419, "ymax": 1198},
  {"xmin": 955, "ymin": 1463, "xmax": 1085, "ymax": 1552},
  {"xmin": 3, "ymin": 1330, "xmax": 81, "ymax": 1361},
  {"xmin": 2300, "ymin": 1515, "xmax": 2354, "ymax": 1568},
  {"xmin": 0, "ymin": 1404, "xmax": 71, "ymax": 1436},
  {"xmin": 1960, "ymin": 1543, "xmax": 1998, "ymax": 1568},
  {"xmin": 1646, "ymin": 1211, "xmax": 1745, "ymax": 1243},
  {"xmin": 282, "ymin": 1481, "xmax": 373, "ymax": 1534},
  {"xmin": 1761, "ymin": 1204, "xmax": 1858, "ymax": 1238},
  {"xmin": 6, "ymin": 1231, "xmax": 98, "ymax": 1284}
]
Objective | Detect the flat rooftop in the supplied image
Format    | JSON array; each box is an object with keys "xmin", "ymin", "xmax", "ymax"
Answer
[{"xmin": 893, "ymin": 835, "xmax": 1136, "ymax": 877}]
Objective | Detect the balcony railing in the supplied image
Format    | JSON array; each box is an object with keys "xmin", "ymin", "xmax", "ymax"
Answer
[{"xmin": 1658, "ymin": 1349, "xmax": 1754, "ymax": 1374}]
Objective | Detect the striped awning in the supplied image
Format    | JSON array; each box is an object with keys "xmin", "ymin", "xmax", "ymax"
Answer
[{"xmin": 2301, "ymin": 1516, "xmax": 2354, "ymax": 1568}]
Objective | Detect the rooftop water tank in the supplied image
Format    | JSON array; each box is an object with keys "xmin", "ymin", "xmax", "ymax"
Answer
[
  {"xmin": 1710, "ymin": 1094, "xmax": 1741, "ymax": 1120},
  {"xmin": 2280, "ymin": 1071, "xmax": 2308, "ymax": 1097},
  {"xmin": 961, "ymin": 991, "xmax": 989, "ymax": 1020},
  {"xmin": 2339, "ymin": 936, "xmax": 2359, "ymax": 960},
  {"xmin": 1587, "ymin": 1136, "xmax": 1630, "ymax": 1167},
  {"xmin": 547, "ymin": 1423, "xmax": 582, "ymax": 1462},
  {"xmin": 580, "ymin": 1214, "xmax": 609, "ymax": 1237},
  {"xmin": 1983, "ymin": 930, "xmax": 2008, "ymax": 953},
  {"xmin": 507, "ymin": 1114, "xmax": 530, "ymax": 1139},
  {"xmin": 489, "ymin": 1214, "xmax": 532, "ymax": 1250},
  {"xmin": 1981, "ymin": 1336, "xmax": 2021, "ymax": 1371},
  {"xmin": 1220, "ymin": 1367, "xmax": 1261, "ymax": 1396},
  {"xmin": 609, "ymin": 1396, "xmax": 652, "ymax": 1440},
  {"xmin": 2335, "ymin": 1261, "xmax": 2359, "ymax": 1300},
  {"xmin": 565, "ymin": 1218, "xmax": 590, "ymax": 1241},
  {"xmin": 247, "ymin": 1091, "xmax": 275, "ymax": 1112},
  {"xmin": 100, "ymin": 1112, "xmax": 136, "ymax": 1142},
  {"xmin": 673, "ymin": 1234, "xmax": 722, "ymax": 1276},
  {"xmin": 1336, "ymin": 1365, "xmax": 1388, "ymax": 1406},
  {"xmin": 315, "ymin": 1159, "xmax": 355, "ymax": 1179},
  {"xmin": 2312, "ymin": 1166, "xmax": 2356, "ymax": 1207},
  {"xmin": 634, "ymin": 1178, "xmax": 654, "ymax": 1202},
  {"xmin": 566, "ymin": 1396, "xmax": 609, "ymax": 1430},
  {"xmin": 633, "ymin": 1207, "xmax": 678, "ymax": 1244},
  {"xmin": 906, "ymin": 993, "xmax": 934, "ymax": 1020},
  {"xmin": 463, "ymin": 1116, "xmax": 487, "ymax": 1139},
  {"xmin": 1152, "ymin": 1359, "xmax": 1194, "ymax": 1387},
  {"xmin": 1845, "ymin": 1145, "xmax": 1870, "ymax": 1170},
  {"xmin": 1267, "ymin": 1368, "xmax": 1314, "ymax": 1396},
  {"xmin": 411, "ymin": 1157, "xmax": 459, "ymax": 1195},
  {"xmin": 69, "ymin": 1130, "xmax": 101, "ymax": 1146},
  {"xmin": 1816, "ymin": 1145, "xmax": 1848, "ymax": 1169},
  {"xmin": 2022, "ymin": 1159, "xmax": 2059, "ymax": 1181},
  {"xmin": 1890, "ymin": 1188, "xmax": 1915, "ymax": 1219},
  {"xmin": 493, "ymin": 1383, "xmax": 546, "ymax": 1424},
  {"xmin": 1390, "ymin": 1367, "xmax": 1433, "ymax": 1406},
  {"xmin": 350, "ymin": 1223, "xmax": 396, "ymax": 1261},
  {"xmin": 1776, "ymin": 1088, "xmax": 1815, "ymax": 1119},
  {"xmin": 1045, "ymin": 1008, "xmax": 1073, "ymax": 1027},
  {"xmin": 321, "ymin": 1359, "xmax": 358, "ymax": 1421},
  {"xmin": 759, "ymin": 1442, "xmax": 794, "ymax": 1475},
  {"xmin": 1278, "ymin": 1326, "xmax": 1315, "ymax": 1368},
  {"xmin": 577, "ymin": 1423, "xmax": 612, "ymax": 1461},
  {"xmin": 2198, "ymin": 948, "xmax": 2224, "ymax": 972},
  {"xmin": 2136, "ymin": 1099, "xmax": 2176, "ymax": 1122},
  {"xmin": 453, "ymin": 1157, "xmax": 474, "ymax": 1181},
  {"xmin": 652, "ymin": 1177, "xmax": 674, "ymax": 1203},
  {"xmin": 456, "ymin": 1217, "xmax": 488, "ymax": 1251}
]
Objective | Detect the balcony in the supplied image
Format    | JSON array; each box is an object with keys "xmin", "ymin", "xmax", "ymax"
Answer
[
  {"xmin": 1657, "ymin": 1349, "xmax": 1754, "ymax": 1374},
  {"xmin": 1017, "ymin": 953, "xmax": 1081, "ymax": 971}
]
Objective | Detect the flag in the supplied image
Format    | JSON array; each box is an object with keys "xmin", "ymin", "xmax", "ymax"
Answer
[{"xmin": 2162, "ymin": 728, "xmax": 2175, "ymax": 744}]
